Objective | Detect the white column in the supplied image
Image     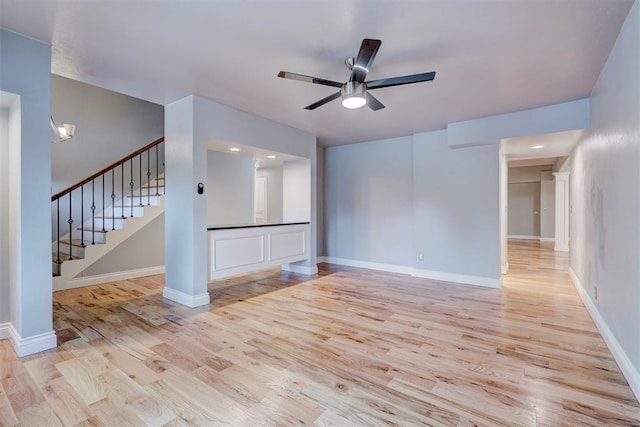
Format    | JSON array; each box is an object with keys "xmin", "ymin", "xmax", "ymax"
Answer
[
  {"xmin": 553, "ymin": 172, "xmax": 570, "ymax": 252},
  {"xmin": 163, "ymin": 96, "xmax": 210, "ymax": 307},
  {"xmin": 499, "ymin": 146, "xmax": 508, "ymax": 274}
]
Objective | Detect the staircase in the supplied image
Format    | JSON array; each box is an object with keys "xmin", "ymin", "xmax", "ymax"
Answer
[{"xmin": 52, "ymin": 137, "xmax": 165, "ymax": 291}]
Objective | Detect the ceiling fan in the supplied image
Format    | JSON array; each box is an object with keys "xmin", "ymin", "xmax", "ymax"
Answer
[{"xmin": 278, "ymin": 38, "xmax": 436, "ymax": 111}]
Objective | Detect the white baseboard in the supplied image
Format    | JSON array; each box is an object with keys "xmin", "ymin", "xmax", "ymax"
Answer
[
  {"xmin": 0, "ymin": 322, "xmax": 9, "ymax": 340},
  {"xmin": 508, "ymin": 234, "xmax": 539, "ymax": 240},
  {"xmin": 8, "ymin": 323, "xmax": 57, "ymax": 357},
  {"xmin": 316, "ymin": 256, "xmax": 327, "ymax": 263},
  {"xmin": 162, "ymin": 288, "xmax": 210, "ymax": 308},
  {"xmin": 282, "ymin": 263, "xmax": 318, "ymax": 275},
  {"xmin": 569, "ymin": 268, "xmax": 640, "ymax": 403},
  {"xmin": 501, "ymin": 262, "xmax": 509, "ymax": 275},
  {"xmin": 323, "ymin": 256, "xmax": 414, "ymax": 276},
  {"xmin": 555, "ymin": 243, "xmax": 570, "ymax": 252},
  {"xmin": 508, "ymin": 235, "xmax": 555, "ymax": 242},
  {"xmin": 57, "ymin": 265, "xmax": 166, "ymax": 291},
  {"xmin": 322, "ymin": 257, "xmax": 500, "ymax": 289},
  {"xmin": 412, "ymin": 268, "xmax": 501, "ymax": 288}
]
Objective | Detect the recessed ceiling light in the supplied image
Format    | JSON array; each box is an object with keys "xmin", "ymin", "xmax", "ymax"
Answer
[
  {"xmin": 267, "ymin": 155, "xmax": 276, "ymax": 159},
  {"xmin": 229, "ymin": 147, "xmax": 241, "ymax": 152},
  {"xmin": 531, "ymin": 145, "xmax": 544, "ymax": 149}
]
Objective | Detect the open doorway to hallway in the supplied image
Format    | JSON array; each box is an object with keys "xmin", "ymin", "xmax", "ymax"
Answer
[{"xmin": 499, "ymin": 130, "xmax": 580, "ymax": 275}]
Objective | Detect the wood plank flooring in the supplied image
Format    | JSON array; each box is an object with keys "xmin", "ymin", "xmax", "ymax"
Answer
[{"xmin": 1, "ymin": 240, "xmax": 639, "ymax": 425}]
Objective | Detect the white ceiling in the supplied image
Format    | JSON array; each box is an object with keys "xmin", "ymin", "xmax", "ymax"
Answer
[
  {"xmin": 0, "ymin": 0, "xmax": 633, "ymax": 147},
  {"xmin": 502, "ymin": 129, "xmax": 584, "ymax": 161}
]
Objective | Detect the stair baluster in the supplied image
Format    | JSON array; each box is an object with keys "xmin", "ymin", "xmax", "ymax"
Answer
[
  {"xmin": 68, "ymin": 192, "xmax": 73, "ymax": 260},
  {"xmin": 130, "ymin": 158, "xmax": 134, "ymax": 217},
  {"xmin": 121, "ymin": 164, "xmax": 125, "ymax": 219},
  {"xmin": 139, "ymin": 154, "xmax": 143, "ymax": 207},
  {"xmin": 111, "ymin": 169, "xmax": 116, "ymax": 230},
  {"xmin": 91, "ymin": 180, "xmax": 96, "ymax": 245},
  {"xmin": 56, "ymin": 199, "xmax": 61, "ymax": 264},
  {"xmin": 80, "ymin": 185, "xmax": 85, "ymax": 248},
  {"xmin": 147, "ymin": 150, "xmax": 151, "ymax": 205},
  {"xmin": 101, "ymin": 174, "xmax": 105, "ymax": 232},
  {"xmin": 155, "ymin": 145, "xmax": 159, "ymax": 196}
]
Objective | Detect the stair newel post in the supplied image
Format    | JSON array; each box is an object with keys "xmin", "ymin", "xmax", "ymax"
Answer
[
  {"xmin": 91, "ymin": 179, "xmax": 96, "ymax": 245},
  {"xmin": 56, "ymin": 198, "xmax": 61, "ymax": 264},
  {"xmin": 163, "ymin": 159, "xmax": 166, "ymax": 195},
  {"xmin": 130, "ymin": 158, "xmax": 134, "ymax": 217},
  {"xmin": 155, "ymin": 144, "xmax": 159, "ymax": 195},
  {"xmin": 111, "ymin": 169, "xmax": 116, "ymax": 230},
  {"xmin": 139, "ymin": 153, "xmax": 143, "ymax": 206},
  {"xmin": 68, "ymin": 191, "xmax": 73, "ymax": 260},
  {"xmin": 121, "ymin": 163, "xmax": 125, "ymax": 219},
  {"xmin": 101, "ymin": 173, "xmax": 106, "ymax": 232},
  {"xmin": 147, "ymin": 149, "xmax": 151, "ymax": 205}
]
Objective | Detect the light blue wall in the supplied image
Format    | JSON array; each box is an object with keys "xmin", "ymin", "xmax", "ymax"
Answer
[
  {"xmin": 316, "ymin": 146, "xmax": 324, "ymax": 256},
  {"xmin": 206, "ymin": 150, "xmax": 255, "ymax": 226},
  {"xmin": 570, "ymin": 0, "xmax": 640, "ymax": 395},
  {"xmin": 447, "ymin": 99, "xmax": 589, "ymax": 148},
  {"xmin": 325, "ymin": 137, "xmax": 414, "ymax": 266},
  {"xmin": 0, "ymin": 29, "xmax": 54, "ymax": 340},
  {"xmin": 0, "ymin": 107, "xmax": 9, "ymax": 323},
  {"xmin": 324, "ymin": 131, "xmax": 500, "ymax": 281},
  {"xmin": 51, "ymin": 75, "xmax": 164, "ymax": 193},
  {"xmin": 84, "ymin": 214, "xmax": 165, "ymax": 276},
  {"xmin": 413, "ymin": 131, "xmax": 500, "ymax": 279}
]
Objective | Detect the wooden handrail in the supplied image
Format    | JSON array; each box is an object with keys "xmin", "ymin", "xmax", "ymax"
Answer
[{"xmin": 51, "ymin": 137, "xmax": 164, "ymax": 202}]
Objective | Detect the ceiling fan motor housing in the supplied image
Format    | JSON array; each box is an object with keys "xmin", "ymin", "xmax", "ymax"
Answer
[{"xmin": 341, "ymin": 81, "xmax": 366, "ymax": 98}]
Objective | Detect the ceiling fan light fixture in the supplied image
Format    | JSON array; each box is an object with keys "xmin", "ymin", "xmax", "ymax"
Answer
[{"xmin": 341, "ymin": 81, "xmax": 367, "ymax": 109}]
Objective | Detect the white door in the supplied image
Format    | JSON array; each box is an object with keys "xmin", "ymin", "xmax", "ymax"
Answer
[{"xmin": 254, "ymin": 177, "xmax": 267, "ymax": 224}]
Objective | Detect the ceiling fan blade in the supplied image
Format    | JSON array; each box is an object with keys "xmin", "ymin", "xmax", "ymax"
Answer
[
  {"xmin": 366, "ymin": 93, "xmax": 385, "ymax": 111},
  {"xmin": 278, "ymin": 71, "xmax": 343, "ymax": 88},
  {"xmin": 304, "ymin": 91, "xmax": 342, "ymax": 110},
  {"xmin": 350, "ymin": 39, "xmax": 381, "ymax": 83},
  {"xmin": 367, "ymin": 72, "xmax": 436, "ymax": 90}
]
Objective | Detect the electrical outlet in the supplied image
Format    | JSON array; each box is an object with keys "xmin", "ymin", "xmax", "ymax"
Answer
[{"xmin": 418, "ymin": 252, "xmax": 424, "ymax": 261}]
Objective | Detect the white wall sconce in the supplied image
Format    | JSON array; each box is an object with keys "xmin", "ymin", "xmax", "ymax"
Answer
[{"xmin": 51, "ymin": 116, "xmax": 76, "ymax": 143}]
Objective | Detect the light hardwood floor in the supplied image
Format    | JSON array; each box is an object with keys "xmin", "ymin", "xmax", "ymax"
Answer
[{"xmin": 1, "ymin": 240, "xmax": 639, "ymax": 426}]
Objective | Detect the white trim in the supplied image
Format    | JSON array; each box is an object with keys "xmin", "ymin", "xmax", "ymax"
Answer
[
  {"xmin": 316, "ymin": 256, "xmax": 327, "ymax": 263},
  {"xmin": 57, "ymin": 265, "xmax": 166, "ymax": 291},
  {"xmin": 162, "ymin": 288, "xmax": 210, "ymax": 308},
  {"xmin": 507, "ymin": 235, "xmax": 556, "ymax": 243},
  {"xmin": 412, "ymin": 268, "xmax": 501, "ymax": 288},
  {"xmin": 323, "ymin": 256, "xmax": 414, "ymax": 275},
  {"xmin": 555, "ymin": 242, "xmax": 570, "ymax": 252},
  {"xmin": 501, "ymin": 262, "xmax": 509, "ymax": 275},
  {"xmin": 508, "ymin": 234, "xmax": 539, "ymax": 240},
  {"xmin": 569, "ymin": 268, "xmax": 640, "ymax": 403},
  {"xmin": 8, "ymin": 323, "xmax": 57, "ymax": 357},
  {"xmin": 322, "ymin": 257, "xmax": 500, "ymax": 289},
  {"xmin": 281, "ymin": 263, "xmax": 318, "ymax": 275},
  {"xmin": 0, "ymin": 322, "xmax": 9, "ymax": 340}
]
